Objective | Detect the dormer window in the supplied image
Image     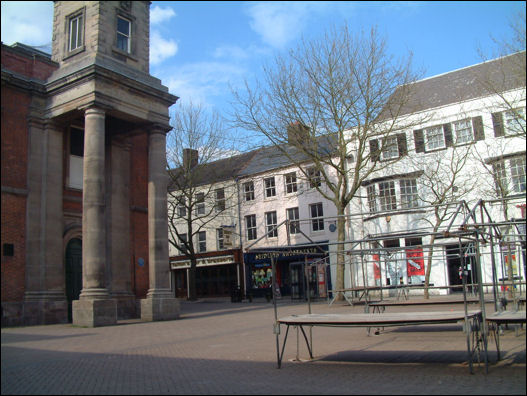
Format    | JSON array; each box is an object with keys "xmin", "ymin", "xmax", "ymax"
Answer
[
  {"xmin": 117, "ymin": 16, "xmax": 131, "ymax": 53},
  {"xmin": 68, "ymin": 12, "xmax": 84, "ymax": 52}
]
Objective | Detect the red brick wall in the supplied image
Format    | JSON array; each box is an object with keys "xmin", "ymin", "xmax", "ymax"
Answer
[
  {"xmin": 1, "ymin": 194, "xmax": 26, "ymax": 301},
  {"xmin": 1, "ymin": 45, "xmax": 57, "ymax": 305},
  {"xmin": 1, "ymin": 86, "xmax": 29, "ymax": 302},
  {"xmin": 1, "ymin": 45, "xmax": 57, "ymax": 80}
]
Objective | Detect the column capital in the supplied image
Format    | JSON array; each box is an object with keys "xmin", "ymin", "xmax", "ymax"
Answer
[
  {"xmin": 83, "ymin": 106, "xmax": 106, "ymax": 117},
  {"xmin": 149, "ymin": 123, "xmax": 171, "ymax": 136}
]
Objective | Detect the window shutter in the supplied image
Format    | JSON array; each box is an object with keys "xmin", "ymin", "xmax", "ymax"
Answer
[
  {"xmin": 397, "ymin": 133, "xmax": 407, "ymax": 157},
  {"xmin": 369, "ymin": 139, "xmax": 380, "ymax": 161},
  {"xmin": 492, "ymin": 112, "xmax": 504, "ymax": 137},
  {"xmin": 413, "ymin": 130, "xmax": 425, "ymax": 153},
  {"xmin": 443, "ymin": 123, "xmax": 453, "ymax": 147},
  {"xmin": 472, "ymin": 116, "xmax": 485, "ymax": 141}
]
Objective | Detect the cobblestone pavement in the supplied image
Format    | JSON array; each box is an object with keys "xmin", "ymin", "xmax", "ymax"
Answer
[{"xmin": 2, "ymin": 298, "xmax": 525, "ymax": 395}]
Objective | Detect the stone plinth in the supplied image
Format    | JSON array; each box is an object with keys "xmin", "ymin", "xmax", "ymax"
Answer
[
  {"xmin": 72, "ymin": 299, "xmax": 117, "ymax": 327},
  {"xmin": 141, "ymin": 297, "xmax": 180, "ymax": 322}
]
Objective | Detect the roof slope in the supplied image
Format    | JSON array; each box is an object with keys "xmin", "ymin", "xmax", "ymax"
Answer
[{"xmin": 378, "ymin": 51, "xmax": 526, "ymax": 121}]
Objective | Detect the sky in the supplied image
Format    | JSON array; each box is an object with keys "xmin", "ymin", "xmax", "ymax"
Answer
[{"xmin": 1, "ymin": 1, "xmax": 525, "ymax": 150}]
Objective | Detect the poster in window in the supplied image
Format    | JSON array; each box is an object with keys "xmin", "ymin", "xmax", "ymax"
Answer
[
  {"xmin": 252, "ymin": 264, "xmax": 272, "ymax": 289},
  {"xmin": 373, "ymin": 254, "xmax": 381, "ymax": 286},
  {"xmin": 406, "ymin": 247, "xmax": 425, "ymax": 283}
]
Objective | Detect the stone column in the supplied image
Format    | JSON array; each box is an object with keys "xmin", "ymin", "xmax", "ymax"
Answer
[
  {"xmin": 141, "ymin": 127, "xmax": 180, "ymax": 321},
  {"xmin": 73, "ymin": 106, "xmax": 116, "ymax": 327},
  {"xmin": 23, "ymin": 119, "xmax": 67, "ymax": 325},
  {"xmin": 108, "ymin": 137, "xmax": 136, "ymax": 319}
]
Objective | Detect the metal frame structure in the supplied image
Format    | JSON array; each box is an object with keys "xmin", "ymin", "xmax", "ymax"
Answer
[{"xmin": 244, "ymin": 196, "xmax": 525, "ymax": 374}]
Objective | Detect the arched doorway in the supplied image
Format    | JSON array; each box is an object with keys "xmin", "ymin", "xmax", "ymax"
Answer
[{"xmin": 65, "ymin": 238, "xmax": 82, "ymax": 322}]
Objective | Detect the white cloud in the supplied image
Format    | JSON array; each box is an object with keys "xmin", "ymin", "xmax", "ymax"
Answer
[
  {"xmin": 245, "ymin": 1, "xmax": 326, "ymax": 49},
  {"xmin": 150, "ymin": 30, "xmax": 178, "ymax": 65},
  {"xmin": 161, "ymin": 61, "xmax": 247, "ymax": 108},
  {"xmin": 150, "ymin": 5, "xmax": 176, "ymax": 25},
  {"xmin": 1, "ymin": 1, "xmax": 53, "ymax": 47}
]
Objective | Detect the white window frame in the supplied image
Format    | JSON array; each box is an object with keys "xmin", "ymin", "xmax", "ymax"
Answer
[
  {"xmin": 116, "ymin": 16, "xmax": 131, "ymax": 53},
  {"xmin": 286, "ymin": 207, "xmax": 300, "ymax": 234},
  {"xmin": 307, "ymin": 167, "xmax": 321, "ymax": 189},
  {"xmin": 453, "ymin": 119, "xmax": 473, "ymax": 144},
  {"xmin": 197, "ymin": 231, "xmax": 207, "ymax": 253},
  {"xmin": 177, "ymin": 197, "xmax": 187, "ymax": 217},
  {"xmin": 381, "ymin": 136, "xmax": 399, "ymax": 160},
  {"xmin": 265, "ymin": 211, "xmax": 278, "ymax": 238},
  {"xmin": 216, "ymin": 228, "xmax": 224, "ymax": 250},
  {"xmin": 69, "ymin": 12, "xmax": 84, "ymax": 52},
  {"xmin": 284, "ymin": 172, "xmax": 297, "ymax": 194},
  {"xmin": 244, "ymin": 181, "xmax": 255, "ymax": 202},
  {"xmin": 378, "ymin": 181, "xmax": 397, "ymax": 211},
  {"xmin": 245, "ymin": 214, "xmax": 257, "ymax": 241},
  {"xmin": 367, "ymin": 185, "xmax": 377, "ymax": 213},
  {"xmin": 399, "ymin": 179, "xmax": 419, "ymax": 209},
  {"xmin": 264, "ymin": 177, "xmax": 276, "ymax": 198},
  {"xmin": 504, "ymin": 108, "xmax": 526, "ymax": 136},
  {"xmin": 424, "ymin": 125, "xmax": 445, "ymax": 151},
  {"xmin": 310, "ymin": 202, "xmax": 324, "ymax": 232},
  {"xmin": 509, "ymin": 157, "xmax": 526, "ymax": 193},
  {"xmin": 493, "ymin": 156, "xmax": 526, "ymax": 196},
  {"xmin": 195, "ymin": 193, "xmax": 205, "ymax": 215},
  {"xmin": 215, "ymin": 188, "xmax": 225, "ymax": 212}
]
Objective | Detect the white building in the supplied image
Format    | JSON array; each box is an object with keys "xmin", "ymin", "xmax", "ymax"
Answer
[
  {"xmin": 236, "ymin": 137, "xmax": 340, "ymax": 299},
  {"xmin": 347, "ymin": 51, "xmax": 526, "ymax": 297}
]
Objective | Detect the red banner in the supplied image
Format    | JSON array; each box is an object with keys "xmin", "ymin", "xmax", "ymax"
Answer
[
  {"xmin": 373, "ymin": 254, "xmax": 381, "ymax": 279},
  {"xmin": 406, "ymin": 248, "xmax": 425, "ymax": 276}
]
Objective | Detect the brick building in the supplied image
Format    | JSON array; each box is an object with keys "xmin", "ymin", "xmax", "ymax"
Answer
[{"xmin": 1, "ymin": 1, "xmax": 179, "ymax": 327}]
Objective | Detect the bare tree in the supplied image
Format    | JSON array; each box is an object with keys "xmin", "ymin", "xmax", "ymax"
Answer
[
  {"xmin": 475, "ymin": 12, "xmax": 526, "ymax": 140},
  {"xmin": 167, "ymin": 101, "xmax": 242, "ymax": 300},
  {"xmin": 411, "ymin": 143, "xmax": 477, "ymax": 298},
  {"xmin": 231, "ymin": 25, "xmax": 425, "ymax": 296}
]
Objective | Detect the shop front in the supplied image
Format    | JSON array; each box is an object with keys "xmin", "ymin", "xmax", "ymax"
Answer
[
  {"xmin": 170, "ymin": 250, "xmax": 243, "ymax": 299},
  {"xmin": 244, "ymin": 243, "xmax": 330, "ymax": 300}
]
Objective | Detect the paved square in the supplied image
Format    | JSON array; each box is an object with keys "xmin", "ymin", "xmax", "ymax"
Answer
[{"xmin": 2, "ymin": 299, "xmax": 525, "ymax": 394}]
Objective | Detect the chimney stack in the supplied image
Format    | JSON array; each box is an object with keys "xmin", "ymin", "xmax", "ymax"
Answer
[
  {"xmin": 183, "ymin": 148, "xmax": 199, "ymax": 170},
  {"xmin": 287, "ymin": 122, "xmax": 310, "ymax": 145}
]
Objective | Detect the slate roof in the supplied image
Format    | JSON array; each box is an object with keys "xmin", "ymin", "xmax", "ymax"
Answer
[
  {"xmin": 237, "ymin": 134, "xmax": 337, "ymax": 177},
  {"xmin": 168, "ymin": 133, "xmax": 338, "ymax": 190},
  {"xmin": 378, "ymin": 51, "xmax": 526, "ymax": 121},
  {"xmin": 168, "ymin": 150, "xmax": 259, "ymax": 190}
]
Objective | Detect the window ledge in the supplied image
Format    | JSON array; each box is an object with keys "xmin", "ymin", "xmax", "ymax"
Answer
[
  {"xmin": 63, "ymin": 46, "xmax": 86, "ymax": 61},
  {"xmin": 363, "ymin": 209, "xmax": 427, "ymax": 222},
  {"xmin": 111, "ymin": 46, "xmax": 138, "ymax": 62}
]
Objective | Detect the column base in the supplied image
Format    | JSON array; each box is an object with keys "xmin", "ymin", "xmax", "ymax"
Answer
[
  {"xmin": 141, "ymin": 297, "xmax": 180, "ymax": 322},
  {"xmin": 72, "ymin": 299, "xmax": 117, "ymax": 327}
]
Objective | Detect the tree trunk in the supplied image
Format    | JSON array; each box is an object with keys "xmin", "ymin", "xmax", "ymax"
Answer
[
  {"xmin": 423, "ymin": 233, "xmax": 437, "ymax": 299},
  {"xmin": 188, "ymin": 258, "xmax": 197, "ymax": 301},
  {"xmin": 334, "ymin": 208, "xmax": 347, "ymax": 301}
]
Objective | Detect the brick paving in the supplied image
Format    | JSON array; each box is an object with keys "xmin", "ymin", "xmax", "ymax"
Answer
[{"xmin": 1, "ymin": 298, "xmax": 525, "ymax": 395}]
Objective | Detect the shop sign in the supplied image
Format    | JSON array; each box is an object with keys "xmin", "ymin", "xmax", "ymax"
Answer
[{"xmin": 170, "ymin": 255, "xmax": 235, "ymax": 269}]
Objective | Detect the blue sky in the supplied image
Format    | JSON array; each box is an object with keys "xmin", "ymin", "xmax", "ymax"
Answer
[{"xmin": 1, "ymin": 1, "xmax": 525, "ymax": 146}]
